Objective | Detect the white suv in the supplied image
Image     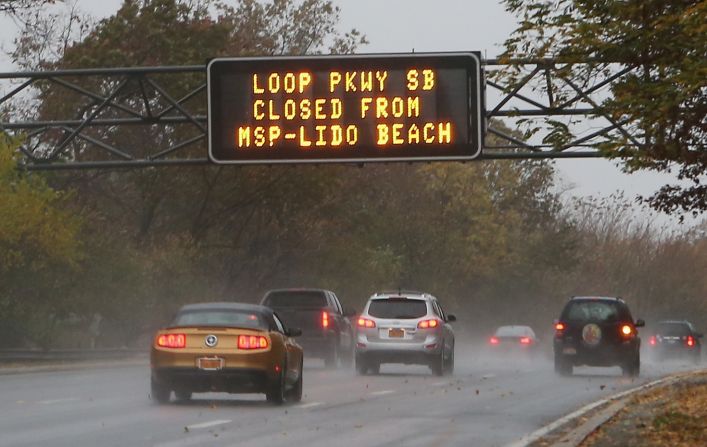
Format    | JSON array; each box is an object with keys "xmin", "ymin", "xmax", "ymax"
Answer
[{"xmin": 355, "ymin": 291, "xmax": 456, "ymax": 376}]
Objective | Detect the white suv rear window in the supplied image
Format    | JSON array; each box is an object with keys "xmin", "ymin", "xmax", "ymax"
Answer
[{"xmin": 368, "ymin": 299, "xmax": 427, "ymax": 319}]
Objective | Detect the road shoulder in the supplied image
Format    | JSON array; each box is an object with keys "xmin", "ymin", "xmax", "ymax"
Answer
[
  {"xmin": 579, "ymin": 370, "xmax": 707, "ymax": 447},
  {"xmin": 519, "ymin": 369, "xmax": 707, "ymax": 447}
]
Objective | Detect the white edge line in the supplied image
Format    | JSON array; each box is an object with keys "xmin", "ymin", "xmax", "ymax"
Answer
[
  {"xmin": 502, "ymin": 375, "xmax": 679, "ymax": 447},
  {"xmin": 186, "ymin": 419, "xmax": 232, "ymax": 430},
  {"xmin": 370, "ymin": 389, "xmax": 395, "ymax": 396},
  {"xmin": 39, "ymin": 397, "xmax": 81, "ymax": 405},
  {"xmin": 295, "ymin": 402, "xmax": 323, "ymax": 409}
]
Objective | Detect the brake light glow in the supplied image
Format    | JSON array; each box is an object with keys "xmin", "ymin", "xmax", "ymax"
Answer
[
  {"xmin": 555, "ymin": 322, "xmax": 565, "ymax": 331},
  {"xmin": 686, "ymin": 336, "xmax": 695, "ymax": 347},
  {"xmin": 322, "ymin": 311, "xmax": 329, "ymax": 328},
  {"xmin": 620, "ymin": 324, "xmax": 633, "ymax": 336},
  {"xmin": 156, "ymin": 333, "xmax": 186, "ymax": 348},
  {"xmin": 489, "ymin": 336, "xmax": 499, "ymax": 345},
  {"xmin": 357, "ymin": 318, "xmax": 376, "ymax": 328},
  {"xmin": 237, "ymin": 335, "xmax": 269, "ymax": 350},
  {"xmin": 520, "ymin": 337, "xmax": 531, "ymax": 345},
  {"xmin": 417, "ymin": 319, "xmax": 439, "ymax": 329},
  {"xmin": 649, "ymin": 336, "xmax": 657, "ymax": 346}
]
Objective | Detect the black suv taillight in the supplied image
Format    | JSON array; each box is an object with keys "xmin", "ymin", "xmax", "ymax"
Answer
[
  {"xmin": 619, "ymin": 323, "xmax": 636, "ymax": 338},
  {"xmin": 554, "ymin": 322, "xmax": 566, "ymax": 337}
]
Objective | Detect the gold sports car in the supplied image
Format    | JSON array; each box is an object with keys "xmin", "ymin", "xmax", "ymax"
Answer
[{"xmin": 150, "ymin": 302, "xmax": 303, "ymax": 404}]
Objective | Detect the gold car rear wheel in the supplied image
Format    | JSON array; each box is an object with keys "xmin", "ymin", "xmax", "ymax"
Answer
[
  {"xmin": 266, "ymin": 363, "xmax": 287, "ymax": 405},
  {"xmin": 151, "ymin": 378, "xmax": 171, "ymax": 404},
  {"xmin": 174, "ymin": 390, "xmax": 192, "ymax": 401},
  {"xmin": 286, "ymin": 359, "xmax": 303, "ymax": 403}
]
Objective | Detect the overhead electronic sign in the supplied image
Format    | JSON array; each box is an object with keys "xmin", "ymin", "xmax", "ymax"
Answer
[{"xmin": 207, "ymin": 53, "xmax": 483, "ymax": 164}]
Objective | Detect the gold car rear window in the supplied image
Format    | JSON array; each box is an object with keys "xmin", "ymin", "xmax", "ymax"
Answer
[{"xmin": 172, "ymin": 310, "xmax": 268, "ymax": 329}]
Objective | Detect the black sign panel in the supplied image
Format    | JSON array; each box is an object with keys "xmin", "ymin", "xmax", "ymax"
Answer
[{"xmin": 207, "ymin": 53, "xmax": 483, "ymax": 164}]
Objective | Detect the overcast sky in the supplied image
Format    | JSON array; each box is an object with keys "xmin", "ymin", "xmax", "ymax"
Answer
[{"xmin": 1, "ymin": 0, "xmax": 701, "ymax": 227}]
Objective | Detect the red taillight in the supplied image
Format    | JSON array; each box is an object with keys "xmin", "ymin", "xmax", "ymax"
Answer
[
  {"xmin": 489, "ymin": 336, "xmax": 499, "ymax": 345},
  {"xmin": 357, "ymin": 318, "xmax": 376, "ymax": 328},
  {"xmin": 620, "ymin": 324, "xmax": 633, "ymax": 337},
  {"xmin": 417, "ymin": 319, "xmax": 439, "ymax": 329},
  {"xmin": 237, "ymin": 334, "xmax": 269, "ymax": 350},
  {"xmin": 156, "ymin": 333, "xmax": 186, "ymax": 349},
  {"xmin": 554, "ymin": 322, "xmax": 566, "ymax": 338},
  {"xmin": 686, "ymin": 336, "xmax": 695, "ymax": 347},
  {"xmin": 649, "ymin": 336, "xmax": 657, "ymax": 346},
  {"xmin": 322, "ymin": 311, "xmax": 330, "ymax": 328},
  {"xmin": 520, "ymin": 337, "xmax": 531, "ymax": 345}
]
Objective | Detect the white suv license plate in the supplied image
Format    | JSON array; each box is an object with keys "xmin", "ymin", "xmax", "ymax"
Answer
[{"xmin": 388, "ymin": 328, "xmax": 404, "ymax": 338}]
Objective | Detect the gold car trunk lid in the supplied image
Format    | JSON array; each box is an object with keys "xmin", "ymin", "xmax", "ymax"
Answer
[{"xmin": 172, "ymin": 327, "xmax": 270, "ymax": 351}]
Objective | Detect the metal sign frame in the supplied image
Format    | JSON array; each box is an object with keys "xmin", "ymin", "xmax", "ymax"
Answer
[
  {"xmin": 0, "ymin": 56, "xmax": 652, "ymax": 170},
  {"xmin": 206, "ymin": 53, "xmax": 484, "ymax": 165}
]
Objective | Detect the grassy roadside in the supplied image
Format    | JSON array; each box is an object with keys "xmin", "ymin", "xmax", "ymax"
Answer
[{"xmin": 581, "ymin": 372, "xmax": 707, "ymax": 447}]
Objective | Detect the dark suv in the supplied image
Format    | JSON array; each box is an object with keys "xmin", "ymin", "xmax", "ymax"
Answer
[
  {"xmin": 648, "ymin": 320, "xmax": 702, "ymax": 364},
  {"xmin": 261, "ymin": 288, "xmax": 356, "ymax": 368},
  {"xmin": 553, "ymin": 296, "xmax": 645, "ymax": 377}
]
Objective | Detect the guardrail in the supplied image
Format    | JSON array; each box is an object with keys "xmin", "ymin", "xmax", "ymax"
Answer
[{"xmin": 0, "ymin": 348, "xmax": 147, "ymax": 362}]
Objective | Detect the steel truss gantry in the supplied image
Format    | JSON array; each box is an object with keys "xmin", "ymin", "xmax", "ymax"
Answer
[{"xmin": 0, "ymin": 59, "xmax": 635, "ymax": 170}]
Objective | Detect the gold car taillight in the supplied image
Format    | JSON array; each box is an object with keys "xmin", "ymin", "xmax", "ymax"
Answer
[
  {"xmin": 237, "ymin": 334, "xmax": 269, "ymax": 350},
  {"xmin": 156, "ymin": 333, "xmax": 186, "ymax": 349}
]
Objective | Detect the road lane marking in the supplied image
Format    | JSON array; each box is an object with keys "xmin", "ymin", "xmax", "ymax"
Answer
[
  {"xmin": 295, "ymin": 402, "xmax": 323, "ymax": 409},
  {"xmin": 39, "ymin": 398, "xmax": 81, "ymax": 405},
  {"xmin": 432, "ymin": 381, "xmax": 449, "ymax": 387},
  {"xmin": 185, "ymin": 419, "xmax": 231, "ymax": 430},
  {"xmin": 481, "ymin": 374, "xmax": 496, "ymax": 379},
  {"xmin": 369, "ymin": 389, "xmax": 395, "ymax": 396}
]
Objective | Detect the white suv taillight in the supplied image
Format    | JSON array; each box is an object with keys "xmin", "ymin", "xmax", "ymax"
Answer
[
  {"xmin": 357, "ymin": 317, "xmax": 376, "ymax": 328},
  {"xmin": 417, "ymin": 319, "xmax": 439, "ymax": 329}
]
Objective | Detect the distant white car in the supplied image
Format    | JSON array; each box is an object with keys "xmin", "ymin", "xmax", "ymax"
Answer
[
  {"xmin": 488, "ymin": 325, "xmax": 539, "ymax": 355},
  {"xmin": 354, "ymin": 291, "xmax": 456, "ymax": 376}
]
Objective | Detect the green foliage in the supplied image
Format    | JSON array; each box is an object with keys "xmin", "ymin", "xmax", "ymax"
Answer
[
  {"xmin": 0, "ymin": 135, "xmax": 82, "ymax": 348},
  {"xmin": 0, "ymin": 135, "xmax": 81, "ymax": 271},
  {"xmin": 501, "ymin": 0, "xmax": 707, "ymax": 216}
]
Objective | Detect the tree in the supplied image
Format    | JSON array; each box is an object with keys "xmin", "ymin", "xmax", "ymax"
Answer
[
  {"xmin": 0, "ymin": 0, "xmax": 56, "ymax": 13},
  {"xmin": 0, "ymin": 134, "xmax": 82, "ymax": 347},
  {"xmin": 1, "ymin": 0, "xmax": 369, "ymax": 344},
  {"xmin": 501, "ymin": 0, "xmax": 707, "ymax": 219}
]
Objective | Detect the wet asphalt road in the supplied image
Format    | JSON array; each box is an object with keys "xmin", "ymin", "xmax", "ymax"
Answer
[{"xmin": 0, "ymin": 352, "xmax": 700, "ymax": 447}]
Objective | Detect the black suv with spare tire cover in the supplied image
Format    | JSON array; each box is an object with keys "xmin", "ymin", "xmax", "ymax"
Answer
[{"xmin": 553, "ymin": 296, "xmax": 645, "ymax": 377}]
